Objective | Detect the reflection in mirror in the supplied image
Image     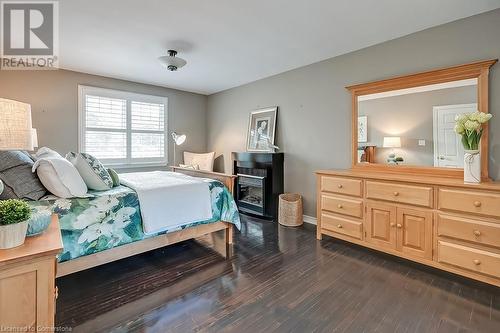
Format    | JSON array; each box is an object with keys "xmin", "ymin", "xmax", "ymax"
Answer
[{"xmin": 357, "ymin": 78, "xmax": 478, "ymax": 169}]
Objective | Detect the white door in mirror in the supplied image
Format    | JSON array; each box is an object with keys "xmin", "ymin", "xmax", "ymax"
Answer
[{"xmin": 433, "ymin": 104, "xmax": 477, "ymax": 168}]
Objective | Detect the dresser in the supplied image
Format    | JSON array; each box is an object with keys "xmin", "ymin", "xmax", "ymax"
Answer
[
  {"xmin": 0, "ymin": 216, "xmax": 62, "ymax": 332},
  {"xmin": 316, "ymin": 170, "xmax": 500, "ymax": 287}
]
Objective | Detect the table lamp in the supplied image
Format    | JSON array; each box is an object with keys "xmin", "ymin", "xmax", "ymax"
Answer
[
  {"xmin": 383, "ymin": 136, "xmax": 401, "ymax": 164},
  {"xmin": 0, "ymin": 98, "xmax": 34, "ymax": 194},
  {"xmin": 171, "ymin": 132, "xmax": 186, "ymax": 166}
]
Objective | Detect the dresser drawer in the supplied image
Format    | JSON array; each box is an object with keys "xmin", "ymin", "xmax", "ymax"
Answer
[
  {"xmin": 321, "ymin": 213, "xmax": 362, "ymax": 239},
  {"xmin": 321, "ymin": 194, "xmax": 363, "ymax": 218},
  {"xmin": 438, "ymin": 240, "xmax": 500, "ymax": 278},
  {"xmin": 366, "ymin": 181, "xmax": 433, "ymax": 208},
  {"xmin": 438, "ymin": 214, "xmax": 500, "ymax": 249},
  {"xmin": 321, "ymin": 176, "xmax": 362, "ymax": 197},
  {"xmin": 438, "ymin": 188, "xmax": 500, "ymax": 218}
]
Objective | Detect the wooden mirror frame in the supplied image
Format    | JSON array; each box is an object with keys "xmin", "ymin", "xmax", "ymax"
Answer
[{"xmin": 346, "ymin": 59, "xmax": 497, "ymax": 180}]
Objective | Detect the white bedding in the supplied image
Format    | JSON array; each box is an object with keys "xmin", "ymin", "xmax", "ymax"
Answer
[{"xmin": 119, "ymin": 171, "xmax": 212, "ymax": 235}]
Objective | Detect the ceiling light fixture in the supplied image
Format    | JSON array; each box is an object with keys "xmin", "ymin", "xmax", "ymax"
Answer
[{"xmin": 158, "ymin": 49, "xmax": 187, "ymax": 71}]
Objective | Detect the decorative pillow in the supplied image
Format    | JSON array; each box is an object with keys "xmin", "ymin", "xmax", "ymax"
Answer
[
  {"xmin": 183, "ymin": 152, "xmax": 215, "ymax": 172},
  {"xmin": 66, "ymin": 152, "xmax": 113, "ymax": 191},
  {"xmin": 33, "ymin": 157, "xmax": 88, "ymax": 198},
  {"xmin": 107, "ymin": 168, "xmax": 120, "ymax": 187},
  {"xmin": 0, "ymin": 151, "xmax": 47, "ymax": 200}
]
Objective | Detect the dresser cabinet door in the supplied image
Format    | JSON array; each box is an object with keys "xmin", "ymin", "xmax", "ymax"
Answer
[
  {"xmin": 396, "ymin": 208, "xmax": 433, "ymax": 259},
  {"xmin": 365, "ymin": 202, "xmax": 397, "ymax": 250},
  {"xmin": 0, "ymin": 258, "xmax": 56, "ymax": 332}
]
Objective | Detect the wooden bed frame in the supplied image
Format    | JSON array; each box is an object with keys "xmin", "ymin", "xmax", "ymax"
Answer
[{"xmin": 56, "ymin": 168, "xmax": 237, "ymax": 278}]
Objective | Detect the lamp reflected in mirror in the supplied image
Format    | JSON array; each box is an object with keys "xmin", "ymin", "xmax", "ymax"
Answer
[{"xmin": 383, "ymin": 136, "xmax": 403, "ymax": 164}]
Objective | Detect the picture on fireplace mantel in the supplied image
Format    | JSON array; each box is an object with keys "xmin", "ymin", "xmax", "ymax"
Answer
[{"xmin": 246, "ymin": 106, "xmax": 278, "ymax": 152}]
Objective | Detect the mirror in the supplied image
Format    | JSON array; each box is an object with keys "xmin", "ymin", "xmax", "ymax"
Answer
[
  {"xmin": 357, "ymin": 78, "xmax": 477, "ymax": 168},
  {"xmin": 347, "ymin": 59, "xmax": 497, "ymax": 180}
]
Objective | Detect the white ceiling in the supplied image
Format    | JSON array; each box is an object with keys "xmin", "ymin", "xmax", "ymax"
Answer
[{"xmin": 59, "ymin": 0, "xmax": 500, "ymax": 95}]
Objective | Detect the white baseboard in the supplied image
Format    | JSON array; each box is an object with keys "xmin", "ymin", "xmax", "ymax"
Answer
[{"xmin": 303, "ymin": 215, "xmax": 317, "ymax": 225}]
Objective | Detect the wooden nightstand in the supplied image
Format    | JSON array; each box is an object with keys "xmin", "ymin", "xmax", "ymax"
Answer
[{"xmin": 0, "ymin": 215, "xmax": 62, "ymax": 332}]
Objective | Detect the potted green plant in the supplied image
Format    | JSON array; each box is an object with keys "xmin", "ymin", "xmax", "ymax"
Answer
[
  {"xmin": 454, "ymin": 111, "xmax": 493, "ymax": 183},
  {"xmin": 0, "ymin": 199, "xmax": 32, "ymax": 249}
]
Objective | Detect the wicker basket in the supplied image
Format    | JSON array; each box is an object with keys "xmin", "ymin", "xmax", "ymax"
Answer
[{"xmin": 278, "ymin": 193, "xmax": 303, "ymax": 227}]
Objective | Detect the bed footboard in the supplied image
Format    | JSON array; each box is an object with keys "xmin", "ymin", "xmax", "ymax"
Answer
[{"xmin": 57, "ymin": 222, "xmax": 233, "ymax": 277}]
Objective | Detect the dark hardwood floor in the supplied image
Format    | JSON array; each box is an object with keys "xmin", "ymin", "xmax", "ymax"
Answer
[{"xmin": 56, "ymin": 215, "xmax": 500, "ymax": 332}]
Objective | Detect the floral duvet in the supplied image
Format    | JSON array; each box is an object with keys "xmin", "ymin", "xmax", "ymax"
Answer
[{"xmin": 28, "ymin": 181, "xmax": 241, "ymax": 263}]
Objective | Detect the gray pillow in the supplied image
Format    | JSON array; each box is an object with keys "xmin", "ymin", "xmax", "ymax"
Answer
[{"xmin": 0, "ymin": 151, "xmax": 47, "ymax": 200}]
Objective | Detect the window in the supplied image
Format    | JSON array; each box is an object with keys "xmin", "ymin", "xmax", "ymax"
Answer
[{"xmin": 78, "ymin": 85, "xmax": 168, "ymax": 167}]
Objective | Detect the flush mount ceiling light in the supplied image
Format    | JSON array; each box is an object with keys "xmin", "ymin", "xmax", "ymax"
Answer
[{"xmin": 158, "ymin": 50, "xmax": 187, "ymax": 71}]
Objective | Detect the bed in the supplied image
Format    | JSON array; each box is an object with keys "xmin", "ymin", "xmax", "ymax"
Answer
[{"xmin": 28, "ymin": 168, "xmax": 240, "ymax": 277}]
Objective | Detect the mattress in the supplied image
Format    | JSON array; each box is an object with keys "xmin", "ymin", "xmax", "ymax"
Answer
[{"xmin": 28, "ymin": 181, "xmax": 241, "ymax": 263}]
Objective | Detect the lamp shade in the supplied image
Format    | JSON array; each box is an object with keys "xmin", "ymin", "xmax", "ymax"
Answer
[
  {"xmin": 0, "ymin": 98, "xmax": 33, "ymax": 150},
  {"xmin": 31, "ymin": 128, "xmax": 38, "ymax": 148},
  {"xmin": 171, "ymin": 132, "xmax": 186, "ymax": 146},
  {"xmin": 383, "ymin": 136, "xmax": 401, "ymax": 148}
]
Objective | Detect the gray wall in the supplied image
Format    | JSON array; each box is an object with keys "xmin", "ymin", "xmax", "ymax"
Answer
[
  {"xmin": 0, "ymin": 69, "xmax": 207, "ymax": 171},
  {"xmin": 359, "ymin": 85, "xmax": 476, "ymax": 166},
  {"xmin": 207, "ymin": 9, "xmax": 500, "ymax": 217}
]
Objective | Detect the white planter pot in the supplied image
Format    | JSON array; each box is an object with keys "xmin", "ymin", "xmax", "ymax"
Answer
[
  {"xmin": 464, "ymin": 150, "xmax": 481, "ymax": 184},
  {"xmin": 0, "ymin": 220, "xmax": 28, "ymax": 249}
]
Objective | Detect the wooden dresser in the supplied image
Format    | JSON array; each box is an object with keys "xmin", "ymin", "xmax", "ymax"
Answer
[
  {"xmin": 316, "ymin": 170, "xmax": 500, "ymax": 287},
  {"xmin": 0, "ymin": 216, "xmax": 62, "ymax": 332}
]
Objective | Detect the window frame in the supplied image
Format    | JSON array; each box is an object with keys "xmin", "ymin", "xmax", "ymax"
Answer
[{"xmin": 78, "ymin": 85, "xmax": 169, "ymax": 168}]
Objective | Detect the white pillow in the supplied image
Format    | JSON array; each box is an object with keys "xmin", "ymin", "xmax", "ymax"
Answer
[
  {"xmin": 183, "ymin": 152, "xmax": 215, "ymax": 172},
  {"xmin": 35, "ymin": 146, "xmax": 62, "ymax": 159},
  {"xmin": 32, "ymin": 157, "xmax": 88, "ymax": 198},
  {"xmin": 66, "ymin": 152, "xmax": 113, "ymax": 191}
]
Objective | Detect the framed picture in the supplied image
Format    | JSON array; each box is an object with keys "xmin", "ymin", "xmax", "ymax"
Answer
[
  {"xmin": 246, "ymin": 107, "xmax": 278, "ymax": 152},
  {"xmin": 358, "ymin": 115, "xmax": 368, "ymax": 143}
]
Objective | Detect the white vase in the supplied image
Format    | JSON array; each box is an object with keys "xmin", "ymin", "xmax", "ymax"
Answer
[
  {"xmin": 464, "ymin": 150, "xmax": 481, "ymax": 184},
  {"xmin": 0, "ymin": 220, "xmax": 28, "ymax": 249}
]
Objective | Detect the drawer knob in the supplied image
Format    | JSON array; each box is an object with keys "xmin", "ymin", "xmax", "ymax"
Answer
[
  {"xmin": 337, "ymin": 204, "xmax": 343, "ymax": 209},
  {"xmin": 473, "ymin": 201, "xmax": 482, "ymax": 208},
  {"xmin": 396, "ymin": 224, "xmax": 402, "ymax": 229},
  {"xmin": 393, "ymin": 191, "xmax": 399, "ymax": 196},
  {"xmin": 473, "ymin": 259, "xmax": 481, "ymax": 266},
  {"xmin": 390, "ymin": 223, "xmax": 396, "ymax": 227},
  {"xmin": 473, "ymin": 230, "xmax": 481, "ymax": 237},
  {"xmin": 337, "ymin": 184, "xmax": 343, "ymax": 189},
  {"xmin": 337, "ymin": 224, "xmax": 343, "ymax": 229}
]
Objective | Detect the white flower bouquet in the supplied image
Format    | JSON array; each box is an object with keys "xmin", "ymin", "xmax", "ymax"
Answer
[{"xmin": 454, "ymin": 111, "xmax": 492, "ymax": 151}]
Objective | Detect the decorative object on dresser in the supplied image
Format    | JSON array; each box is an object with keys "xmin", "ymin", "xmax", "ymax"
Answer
[
  {"xmin": 232, "ymin": 152, "xmax": 284, "ymax": 219},
  {"xmin": 27, "ymin": 207, "xmax": 52, "ymax": 236},
  {"xmin": 0, "ymin": 216, "xmax": 62, "ymax": 331},
  {"xmin": 454, "ymin": 111, "xmax": 493, "ymax": 183},
  {"xmin": 246, "ymin": 107, "xmax": 278, "ymax": 152},
  {"xmin": 0, "ymin": 199, "xmax": 32, "ymax": 249},
  {"xmin": 171, "ymin": 132, "xmax": 187, "ymax": 166},
  {"xmin": 347, "ymin": 59, "xmax": 497, "ymax": 180}
]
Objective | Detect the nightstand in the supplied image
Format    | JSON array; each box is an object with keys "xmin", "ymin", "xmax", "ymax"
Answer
[{"xmin": 0, "ymin": 215, "xmax": 62, "ymax": 332}]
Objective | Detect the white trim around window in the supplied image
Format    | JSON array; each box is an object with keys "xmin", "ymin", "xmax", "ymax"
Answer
[{"xmin": 78, "ymin": 85, "xmax": 169, "ymax": 168}]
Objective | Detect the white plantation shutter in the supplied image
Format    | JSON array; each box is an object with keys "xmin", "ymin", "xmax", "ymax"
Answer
[{"xmin": 79, "ymin": 86, "xmax": 168, "ymax": 167}]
